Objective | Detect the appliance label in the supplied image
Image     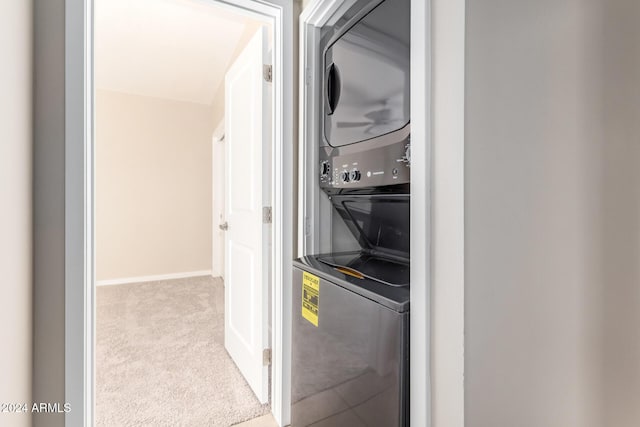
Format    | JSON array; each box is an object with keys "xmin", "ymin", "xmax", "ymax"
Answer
[{"xmin": 302, "ymin": 272, "xmax": 320, "ymax": 327}]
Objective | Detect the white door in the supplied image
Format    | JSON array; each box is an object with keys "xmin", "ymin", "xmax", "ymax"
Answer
[{"xmin": 224, "ymin": 26, "xmax": 271, "ymax": 404}]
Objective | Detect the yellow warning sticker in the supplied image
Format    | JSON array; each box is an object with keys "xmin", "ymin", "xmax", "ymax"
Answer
[{"xmin": 302, "ymin": 272, "xmax": 319, "ymax": 327}]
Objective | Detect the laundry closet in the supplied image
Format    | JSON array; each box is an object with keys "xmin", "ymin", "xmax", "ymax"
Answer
[{"xmin": 293, "ymin": 0, "xmax": 411, "ymax": 425}]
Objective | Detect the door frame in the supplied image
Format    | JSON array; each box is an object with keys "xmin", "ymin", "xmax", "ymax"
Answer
[{"xmin": 64, "ymin": 0, "xmax": 295, "ymax": 426}]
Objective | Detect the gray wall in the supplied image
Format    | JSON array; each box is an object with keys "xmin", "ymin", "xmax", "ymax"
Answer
[
  {"xmin": 601, "ymin": 1, "xmax": 640, "ymax": 425},
  {"xmin": 33, "ymin": 0, "xmax": 66, "ymax": 426},
  {"xmin": 465, "ymin": 0, "xmax": 640, "ymax": 426},
  {"xmin": 0, "ymin": 2, "xmax": 33, "ymax": 426}
]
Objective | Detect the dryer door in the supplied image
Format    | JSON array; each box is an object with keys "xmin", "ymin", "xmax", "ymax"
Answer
[{"xmin": 323, "ymin": 0, "xmax": 410, "ymax": 147}]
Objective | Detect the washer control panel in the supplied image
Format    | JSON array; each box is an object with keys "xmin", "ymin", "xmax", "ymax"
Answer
[{"xmin": 320, "ymin": 138, "xmax": 410, "ymax": 189}]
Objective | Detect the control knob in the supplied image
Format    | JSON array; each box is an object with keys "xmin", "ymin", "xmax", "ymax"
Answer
[
  {"xmin": 404, "ymin": 144, "xmax": 411, "ymax": 166},
  {"xmin": 320, "ymin": 161, "xmax": 331, "ymax": 178},
  {"xmin": 349, "ymin": 169, "xmax": 361, "ymax": 182},
  {"xmin": 340, "ymin": 170, "xmax": 350, "ymax": 183}
]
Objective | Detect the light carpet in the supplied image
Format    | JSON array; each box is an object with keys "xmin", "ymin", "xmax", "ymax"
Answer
[{"xmin": 96, "ymin": 276, "xmax": 269, "ymax": 426}]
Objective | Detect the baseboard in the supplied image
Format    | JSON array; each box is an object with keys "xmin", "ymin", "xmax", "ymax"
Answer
[{"xmin": 96, "ymin": 270, "xmax": 213, "ymax": 286}]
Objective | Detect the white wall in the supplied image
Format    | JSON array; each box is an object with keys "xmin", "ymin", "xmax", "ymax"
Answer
[
  {"xmin": 465, "ymin": 0, "xmax": 640, "ymax": 426},
  {"xmin": 96, "ymin": 90, "xmax": 214, "ymax": 282},
  {"xmin": 0, "ymin": 2, "xmax": 32, "ymax": 426}
]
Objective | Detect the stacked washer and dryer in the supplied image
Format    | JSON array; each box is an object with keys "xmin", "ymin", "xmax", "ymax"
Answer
[{"xmin": 292, "ymin": 0, "xmax": 411, "ymax": 425}]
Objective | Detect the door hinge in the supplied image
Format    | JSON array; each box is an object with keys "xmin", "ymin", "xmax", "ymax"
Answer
[
  {"xmin": 263, "ymin": 64, "xmax": 273, "ymax": 82},
  {"xmin": 263, "ymin": 348, "xmax": 272, "ymax": 366},
  {"xmin": 263, "ymin": 206, "xmax": 272, "ymax": 224}
]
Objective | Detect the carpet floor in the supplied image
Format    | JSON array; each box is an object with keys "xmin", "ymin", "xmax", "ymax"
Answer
[{"xmin": 96, "ymin": 276, "xmax": 269, "ymax": 426}]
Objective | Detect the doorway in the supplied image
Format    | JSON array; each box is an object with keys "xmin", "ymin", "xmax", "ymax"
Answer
[
  {"xmin": 93, "ymin": 0, "xmax": 273, "ymax": 425},
  {"xmin": 63, "ymin": 0, "xmax": 296, "ymax": 425}
]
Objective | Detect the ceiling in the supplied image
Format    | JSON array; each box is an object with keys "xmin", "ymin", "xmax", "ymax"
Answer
[{"xmin": 95, "ymin": 0, "xmax": 262, "ymax": 105}]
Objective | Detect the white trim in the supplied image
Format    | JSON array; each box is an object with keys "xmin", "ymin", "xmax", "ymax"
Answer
[
  {"xmin": 65, "ymin": 0, "xmax": 94, "ymax": 425},
  {"xmin": 265, "ymin": 2, "xmax": 295, "ymax": 424},
  {"xmin": 298, "ymin": 0, "xmax": 337, "ymax": 256},
  {"xmin": 96, "ymin": 271, "xmax": 214, "ymax": 286},
  {"xmin": 65, "ymin": 1, "xmax": 294, "ymax": 426},
  {"xmin": 303, "ymin": 0, "xmax": 346, "ymax": 26},
  {"xmin": 410, "ymin": 0, "xmax": 432, "ymax": 426}
]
